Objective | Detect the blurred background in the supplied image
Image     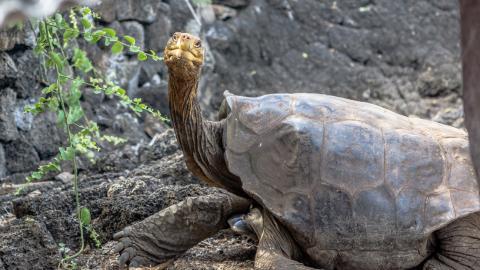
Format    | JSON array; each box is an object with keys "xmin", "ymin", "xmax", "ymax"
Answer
[{"xmin": 0, "ymin": 0, "xmax": 464, "ymax": 269}]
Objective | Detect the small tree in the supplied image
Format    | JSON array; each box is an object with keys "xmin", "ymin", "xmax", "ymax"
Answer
[{"xmin": 17, "ymin": 6, "xmax": 166, "ymax": 267}]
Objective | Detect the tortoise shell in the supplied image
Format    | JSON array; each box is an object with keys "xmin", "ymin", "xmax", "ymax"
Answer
[{"xmin": 223, "ymin": 93, "xmax": 480, "ymax": 269}]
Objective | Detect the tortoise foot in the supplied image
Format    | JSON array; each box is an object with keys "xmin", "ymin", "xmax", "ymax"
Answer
[
  {"xmin": 113, "ymin": 193, "xmax": 251, "ymax": 268},
  {"xmin": 113, "ymin": 226, "xmax": 165, "ymax": 268}
]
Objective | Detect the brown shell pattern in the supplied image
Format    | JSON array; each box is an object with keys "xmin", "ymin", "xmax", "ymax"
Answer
[{"xmin": 224, "ymin": 93, "xmax": 480, "ymax": 253}]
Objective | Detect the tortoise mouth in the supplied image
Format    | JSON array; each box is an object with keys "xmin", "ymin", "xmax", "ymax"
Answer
[{"xmin": 164, "ymin": 48, "xmax": 203, "ymax": 67}]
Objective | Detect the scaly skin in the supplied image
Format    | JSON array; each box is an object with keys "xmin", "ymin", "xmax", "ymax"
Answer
[{"xmin": 113, "ymin": 192, "xmax": 250, "ymax": 267}]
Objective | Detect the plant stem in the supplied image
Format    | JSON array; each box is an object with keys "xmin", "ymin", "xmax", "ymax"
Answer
[{"xmin": 44, "ymin": 20, "xmax": 85, "ymax": 263}]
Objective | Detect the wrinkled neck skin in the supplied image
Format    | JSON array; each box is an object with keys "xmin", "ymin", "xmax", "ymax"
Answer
[{"xmin": 168, "ymin": 71, "xmax": 244, "ymax": 195}]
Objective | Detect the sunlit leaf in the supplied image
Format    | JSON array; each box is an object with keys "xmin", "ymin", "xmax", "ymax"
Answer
[
  {"xmin": 59, "ymin": 147, "xmax": 75, "ymax": 161},
  {"xmin": 129, "ymin": 45, "xmax": 140, "ymax": 53},
  {"xmin": 111, "ymin": 41, "xmax": 124, "ymax": 54},
  {"xmin": 67, "ymin": 104, "xmax": 84, "ymax": 124},
  {"xmin": 81, "ymin": 17, "xmax": 92, "ymax": 29},
  {"xmin": 124, "ymin": 35, "xmax": 135, "ymax": 45},
  {"xmin": 137, "ymin": 51, "xmax": 147, "ymax": 61},
  {"xmin": 80, "ymin": 207, "xmax": 91, "ymax": 225},
  {"xmin": 103, "ymin": 27, "xmax": 116, "ymax": 37}
]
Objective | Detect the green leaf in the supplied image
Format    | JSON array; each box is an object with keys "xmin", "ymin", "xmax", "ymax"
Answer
[
  {"xmin": 31, "ymin": 171, "xmax": 43, "ymax": 180},
  {"xmin": 67, "ymin": 78, "xmax": 83, "ymax": 106},
  {"xmin": 57, "ymin": 109, "xmax": 65, "ymax": 126},
  {"xmin": 83, "ymin": 31, "xmax": 93, "ymax": 42},
  {"xmin": 91, "ymin": 30, "xmax": 105, "ymax": 43},
  {"xmin": 73, "ymin": 49, "xmax": 93, "ymax": 73},
  {"xmin": 49, "ymin": 52, "xmax": 64, "ymax": 69},
  {"xmin": 67, "ymin": 104, "xmax": 84, "ymax": 124},
  {"xmin": 115, "ymin": 88, "xmax": 126, "ymax": 96},
  {"xmin": 101, "ymin": 135, "xmax": 127, "ymax": 145},
  {"xmin": 41, "ymin": 162, "xmax": 61, "ymax": 172},
  {"xmin": 80, "ymin": 207, "xmax": 91, "ymax": 225},
  {"xmin": 150, "ymin": 50, "xmax": 161, "ymax": 61},
  {"xmin": 137, "ymin": 51, "xmax": 147, "ymax": 61},
  {"xmin": 41, "ymin": 83, "xmax": 57, "ymax": 94},
  {"xmin": 55, "ymin": 13, "xmax": 64, "ymax": 26},
  {"xmin": 81, "ymin": 17, "xmax": 92, "ymax": 29},
  {"xmin": 129, "ymin": 45, "xmax": 140, "ymax": 53},
  {"xmin": 81, "ymin": 7, "xmax": 92, "ymax": 16},
  {"xmin": 103, "ymin": 27, "xmax": 116, "ymax": 37},
  {"xmin": 59, "ymin": 147, "xmax": 75, "ymax": 161},
  {"xmin": 124, "ymin": 35, "xmax": 136, "ymax": 45},
  {"xmin": 111, "ymin": 41, "xmax": 124, "ymax": 54},
  {"xmin": 47, "ymin": 97, "xmax": 59, "ymax": 111},
  {"xmin": 63, "ymin": 28, "xmax": 79, "ymax": 45}
]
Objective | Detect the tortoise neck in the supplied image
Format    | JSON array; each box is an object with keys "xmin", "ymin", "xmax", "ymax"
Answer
[{"xmin": 167, "ymin": 71, "xmax": 244, "ymax": 194}]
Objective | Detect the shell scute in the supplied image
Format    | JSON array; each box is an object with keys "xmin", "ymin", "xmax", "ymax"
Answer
[
  {"xmin": 425, "ymin": 191, "xmax": 455, "ymax": 230},
  {"xmin": 228, "ymin": 94, "xmax": 292, "ymax": 136},
  {"xmin": 353, "ymin": 186, "xmax": 396, "ymax": 250},
  {"xmin": 322, "ymin": 120, "xmax": 384, "ymax": 195},
  {"xmin": 385, "ymin": 130, "xmax": 444, "ymax": 194},
  {"xmin": 248, "ymin": 116, "xmax": 324, "ymax": 191},
  {"xmin": 442, "ymin": 138, "xmax": 478, "ymax": 191},
  {"xmin": 282, "ymin": 192, "xmax": 316, "ymax": 248},
  {"xmin": 396, "ymin": 188, "xmax": 425, "ymax": 231},
  {"xmin": 450, "ymin": 190, "xmax": 480, "ymax": 216},
  {"xmin": 313, "ymin": 184, "xmax": 355, "ymax": 250}
]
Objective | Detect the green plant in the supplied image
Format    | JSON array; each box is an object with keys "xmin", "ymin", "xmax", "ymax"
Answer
[{"xmin": 16, "ymin": 6, "xmax": 167, "ymax": 266}]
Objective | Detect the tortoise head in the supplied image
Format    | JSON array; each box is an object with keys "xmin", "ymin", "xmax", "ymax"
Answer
[{"xmin": 164, "ymin": 32, "xmax": 204, "ymax": 79}]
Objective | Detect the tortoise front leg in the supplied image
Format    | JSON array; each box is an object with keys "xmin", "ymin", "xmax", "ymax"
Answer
[
  {"xmin": 244, "ymin": 208, "xmax": 321, "ymax": 270},
  {"xmin": 113, "ymin": 191, "xmax": 251, "ymax": 267}
]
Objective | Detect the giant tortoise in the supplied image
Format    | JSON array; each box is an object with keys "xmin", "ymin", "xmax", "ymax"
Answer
[{"xmin": 114, "ymin": 32, "xmax": 480, "ymax": 270}]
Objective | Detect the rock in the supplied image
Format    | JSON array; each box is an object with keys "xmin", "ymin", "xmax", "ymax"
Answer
[
  {"xmin": 213, "ymin": 0, "xmax": 251, "ymax": 9},
  {"xmin": 169, "ymin": 0, "xmax": 196, "ymax": 33},
  {"xmin": 0, "ymin": 88, "xmax": 18, "ymax": 142},
  {"xmin": 144, "ymin": 113, "xmax": 168, "ymax": 138},
  {"xmin": 82, "ymin": 87, "xmax": 105, "ymax": 105},
  {"xmin": 105, "ymin": 55, "xmax": 140, "ymax": 95},
  {"xmin": 416, "ymin": 46, "xmax": 461, "ymax": 97},
  {"xmin": 0, "ymin": 217, "xmax": 60, "ymax": 270},
  {"xmin": 0, "ymin": 25, "xmax": 35, "ymax": 50},
  {"xmin": 132, "ymin": 84, "xmax": 170, "ymax": 115},
  {"xmin": 145, "ymin": 13, "xmax": 172, "ymax": 53},
  {"xmin": 12, "ymin": 50, "xmax": 42, "ymax": 99},
  {"xmin": 4, "ymin": 136, "xmax": 40, "ymax": 173},
  {"xmin": 14, "ymin": 100, "xmax": 34, "ymax": 131},
  {"xmin": 194, "ymin": 0, "xmax": 463, "ymax": 127},
  {"xmin": 0, "ymin": 144, "xmax": 6, "ymax": 178},
  {"xmin": 116, "ymin": 0, "xmax": 165, "ymax": 23},
  {"xmin": 199, "ymin": 5, "xmax": 217, "ymax": 24},
  {"xmin": 212, "ymin": 4, "xmax": 238, "ymax": 20},
  {"xmin": 432, "ymin": 103, "xmax": 465, "ymax": 128},
  {"xmin": 0, "ymin": 53, "xmax": 17, "ymax": 89},
  {"xmin": 28, "ymin": 112, "xmax": 62, "ymax": 160},
  {"xmin": 95, "ymin": 0, "xmax": 116, "ymax": 22},
  {"xmin": 120, "ymin": 21, "xmax": 145, "ymax": 53},
  {"xmin": 111, "ymin": 112, "xmax": 149, "ymax": 144},
  {"xmin": 139, "ymin": 129, "xmax": 179, "ymax": 162},
  {"xmin": 138, "ymin": 60, "xmax": 165, "ymax": 87},
  {"xmin": 55, "ymin": 172, "xmax": 74, "ymax": 184}
]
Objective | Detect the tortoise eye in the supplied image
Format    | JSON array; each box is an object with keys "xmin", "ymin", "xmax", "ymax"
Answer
[
  {"xmin": 172, "ymin": 34, "xmax": 178, "ymax": 41},
  {"xmin": 194, "ymin": 40, "xmax": 202, "ymax": 48}
]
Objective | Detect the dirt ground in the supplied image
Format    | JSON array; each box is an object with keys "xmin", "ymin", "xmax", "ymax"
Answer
[{"xmin": 0, "ymin": 130, "xmax": 256, "ymax": 270}]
